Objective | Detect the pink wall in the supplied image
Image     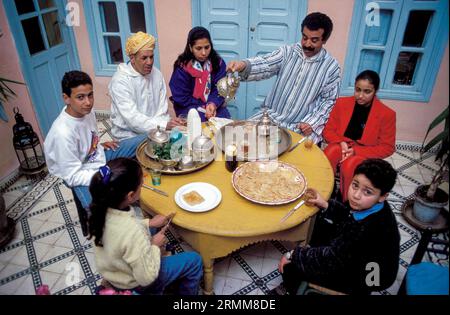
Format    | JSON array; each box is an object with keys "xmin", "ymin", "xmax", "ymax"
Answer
[
  {"xmin": 0, "ymin": 4, "xmax": 43, "ymax": 179},
  {"xmin": 1, "ymin": 0, "xmax": 449, "ymax": 181}
]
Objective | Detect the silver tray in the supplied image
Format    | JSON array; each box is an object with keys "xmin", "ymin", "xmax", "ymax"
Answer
[
  {"xmin": 215, "ymin": 120, "xmax": 292, "ymax": 161},
  {"xmin": 136, "ymin": 141, "xmax": 214, "ymax": 175}
]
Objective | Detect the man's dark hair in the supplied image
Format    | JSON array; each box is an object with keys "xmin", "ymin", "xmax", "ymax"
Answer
[
  {"xmin": 61, "ymin": 71, "xmax": 93, "ymax": 97},
  {"xmin": 301, "ymin": 12, "xmax": 333, "ymax": 41},
  {"xmin": 356, "ymin": 70, "xmax": 380, "ymax": 91},
  {"xmin": 354, "ymin": 159, "xmax": 397, "ymax": 195}
]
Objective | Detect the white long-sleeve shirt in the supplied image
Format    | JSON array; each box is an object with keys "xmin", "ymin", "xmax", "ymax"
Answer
[
  {"xmin": 244, "ymin": 44, "xmax": 341, "ymax": 143},
  {"xmin": 109, "ymin": 63, "xmax": 170, "ymax": 141},
  {"xmin": 44, "ymin": 109, "xmax": 106, "ymax": 187}
]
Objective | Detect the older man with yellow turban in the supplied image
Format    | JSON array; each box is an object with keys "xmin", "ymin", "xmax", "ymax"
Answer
[{"xmin": 109, "ymin": 32, "xmax": 184, "ymax": 140}]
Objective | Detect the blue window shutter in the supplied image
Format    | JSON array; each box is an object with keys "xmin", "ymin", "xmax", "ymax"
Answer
[
  {"xmin": 83, "ymin": 0, "xmax": 160, "ymax": 77},
  {"xmin": 342, "ymin": 0, "xmax": 448, "ymax": 102}
]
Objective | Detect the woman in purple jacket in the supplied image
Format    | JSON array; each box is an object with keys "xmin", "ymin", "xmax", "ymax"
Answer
[{"xmin": 169, "ymin": 27, "xmax": 231, "ymax": 121}]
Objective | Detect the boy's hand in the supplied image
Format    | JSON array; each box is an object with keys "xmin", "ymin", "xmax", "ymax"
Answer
[
  {"xmin": 278, "ymin": 256, "xmax": 291, "ymax": 274},
  {"xmin": 304, "ymin": 188, "xmax": 328, "ymax": 209},
  {"xmin": 101, "ymin": 141, "xmax": 119, "ymax": 151},
  {"xmin": 152, "ymin": 225, "xmax": 168, "ymax": 248}
]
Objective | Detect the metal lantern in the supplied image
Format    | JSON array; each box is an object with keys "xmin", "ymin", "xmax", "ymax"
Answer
[{"xmin": 12, "ymin": 107, "xmax": 46, "ymax": 174}]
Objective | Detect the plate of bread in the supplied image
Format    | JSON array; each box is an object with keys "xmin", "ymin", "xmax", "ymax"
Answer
[
  {"xmin": 232, "ymin": 161, "xmax": 307, "ymax": 205},
  {"xmin": 174, "ymin": 182, "xmax": 222, "ymax": 212}
]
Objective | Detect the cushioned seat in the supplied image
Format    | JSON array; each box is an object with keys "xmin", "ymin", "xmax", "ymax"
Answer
[{"xmin": 406, "ymin": 262, "xmax": 449, "ymax": 295}]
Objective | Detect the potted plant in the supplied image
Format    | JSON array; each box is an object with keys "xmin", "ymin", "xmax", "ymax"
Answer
[{"xmin": 412, "ymin": 107, "xmax": 449, "ymax": 223}]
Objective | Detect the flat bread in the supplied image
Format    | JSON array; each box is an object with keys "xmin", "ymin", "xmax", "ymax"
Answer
[
  {"xmin": 183, "ymin": 190, "xmax": 205, "ymax": 206},
  {"xmin": 234, "ymin": 162, "xmax": 306, "ymax": 204}
]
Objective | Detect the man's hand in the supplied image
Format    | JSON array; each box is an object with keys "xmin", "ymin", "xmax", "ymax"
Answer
[
  {"xmin": 205, "ymin": 103, "xmax": 217, "ymax": 120},
  {"xmin": 148, "ymin": 212, "xmax": 175, "ymax": 228},
  {"xmin": 152, "ymin": 225, "xmax": 168, "ymax": 248},
  {"xmin": 278, "ymin": 255, "xmax": 291, "ymax": 274},
  {"xmin": 166, "ymin": 118, "xmax": 186, "ymax": 130},
  {"xmin": 101, "ymin": 141, "xmax": 119, "ymax": 151},
  {"xmin": 226, "ymin": 60, "xmax": 247, "ymax": 73},
  {"xmin": 297, "ymin": 122, "xmax": 313, "ymax": 136}
]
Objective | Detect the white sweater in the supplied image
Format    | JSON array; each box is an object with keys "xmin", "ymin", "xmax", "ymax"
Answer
[
  {"xmin": 44, "ymin": 108, "xmax": 106, "ymax": 187},
  {"xmin": 93, "ymin": 207, "xmax": 161, "ymax": 289},
  {"xmin": 109, "ymin": 63, "xmax": 170, "ymax": 141}
]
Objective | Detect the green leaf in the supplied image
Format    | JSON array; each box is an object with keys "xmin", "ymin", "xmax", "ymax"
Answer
[{"xmin": 421, "ymin": 107, "xmax": 449, "ymax": 155}]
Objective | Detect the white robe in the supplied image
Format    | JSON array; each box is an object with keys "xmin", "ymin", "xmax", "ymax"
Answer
[{"xmin": 109, "ymin": 63, "xmax": 170, "ymax": 140}]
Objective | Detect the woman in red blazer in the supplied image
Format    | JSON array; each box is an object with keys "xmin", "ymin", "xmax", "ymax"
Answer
[{"xmin": 323, "ymin": 70, "xmax": 396, "ymax": 201}]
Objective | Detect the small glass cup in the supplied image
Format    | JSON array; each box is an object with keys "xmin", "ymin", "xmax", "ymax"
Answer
[
  {"xmin": 304, "ymin": 136, "xmax": 314, "ymax": 150},
  {"xmin": 150, "ymin": 167, "xmax": 162, "ymax": 186}
]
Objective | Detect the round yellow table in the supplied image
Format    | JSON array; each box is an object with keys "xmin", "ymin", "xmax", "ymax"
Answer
[{"xmin": 140, "ymin": 130, "xmax": 334, "ymax": 294}]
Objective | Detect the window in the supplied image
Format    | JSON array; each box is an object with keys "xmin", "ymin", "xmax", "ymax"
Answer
[
  {"xmin": 341, "ymin": 0, "xmax": 448, "ymax": 102},
  {"xmin": 83, "ymin": 0, "xmax": 159, "ymax": 76}
]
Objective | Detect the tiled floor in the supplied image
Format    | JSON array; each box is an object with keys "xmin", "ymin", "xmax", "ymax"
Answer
[{"xmin": 0, "ymin": 115, "xmax": 448, "ymax": 295}]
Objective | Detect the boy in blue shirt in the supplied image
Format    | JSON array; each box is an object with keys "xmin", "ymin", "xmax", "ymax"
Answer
[{"xmin": 273, "ymin": 158, "xmax": 400, "ymax": 295}]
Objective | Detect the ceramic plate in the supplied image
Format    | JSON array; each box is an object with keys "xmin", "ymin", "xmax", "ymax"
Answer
[{"xmin": 174, "ymin": 182, "xmax": 222, "ymax": 212}]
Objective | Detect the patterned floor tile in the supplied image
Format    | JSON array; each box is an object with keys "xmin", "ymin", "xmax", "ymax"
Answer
[
  {"xmin": 227, "ymin": 258, "xmax": 254, "ymax": 281},
  {"xmin": 213, "ymin": 275, "xmax": 226, "ymax": 295},
  {"xmin": 40, "ymin": 270, "xmax": 65, "ymax": 293},
  {"xmin": 222, "ymin": 278, "xmax": 252, "ymax": 295},
  {"xmin": 0, "ymin": 269, "xmax": 28, "ymax": 295},
  {"xmin": 14, "ymin": 275, "xmax": 36, "ymax": 295},
  {"xmin": 40, "ymin": 247, "xmax": 76, "ymax": 274}
]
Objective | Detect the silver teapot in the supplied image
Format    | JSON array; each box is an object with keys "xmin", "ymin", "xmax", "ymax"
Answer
[
  {"xmin": 257, "ymin": 107, "xmax": 274, "ymax": 136},
  {"xmin": 192, "ymin": 135, "xmax": 214, "ymax": 163},
  {"xmin": 146, "ymin": 126, "xmax": 169, "ymax": 159},
  {"xmin": 217, "ymin": 72, "xmax": 241, "ymax": 102}
]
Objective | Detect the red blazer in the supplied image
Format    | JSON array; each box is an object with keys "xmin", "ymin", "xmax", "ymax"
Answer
[{"xmin": 323, "ymin": 96, "xmax": 396, "ymax": 159}]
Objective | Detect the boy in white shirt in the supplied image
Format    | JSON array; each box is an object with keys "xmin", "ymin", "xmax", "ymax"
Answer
[{"xmin": 44, "ymin": 71, "xmax": 146, "ymax": 209}]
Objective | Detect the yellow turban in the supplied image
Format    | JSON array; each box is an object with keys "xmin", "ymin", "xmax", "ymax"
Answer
[{"xmin": 125, "ymin": 32, "xmax": 156, "ymax": 56}]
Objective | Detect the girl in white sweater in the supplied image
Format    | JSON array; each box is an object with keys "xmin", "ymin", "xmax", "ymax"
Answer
[{"xmin": 88, "ymin": 158, "xmax": 203, "ymax": 294}]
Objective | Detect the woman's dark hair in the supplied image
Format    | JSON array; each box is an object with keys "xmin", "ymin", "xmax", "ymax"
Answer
[
  {"xmin": 88, "ymin": 158, "xmax": 143, "ymax": 247},
  {"xmin": 355, "ymin": 70, "xmax": 380, "ymax": 91},
  {"xmin": 354, "ymin": 159, "xmax": 397, "ymax": 195},
  {"xmin": 173, "ymin": 26, "xmax": 222, "ymax": 73},
  {"xmin": 61, "ymin": 71, "xmax": 93, "ymax": 97},
  {"xmin": 301, "ymin": 12, "xmax": 333, "ymax": 42}
]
